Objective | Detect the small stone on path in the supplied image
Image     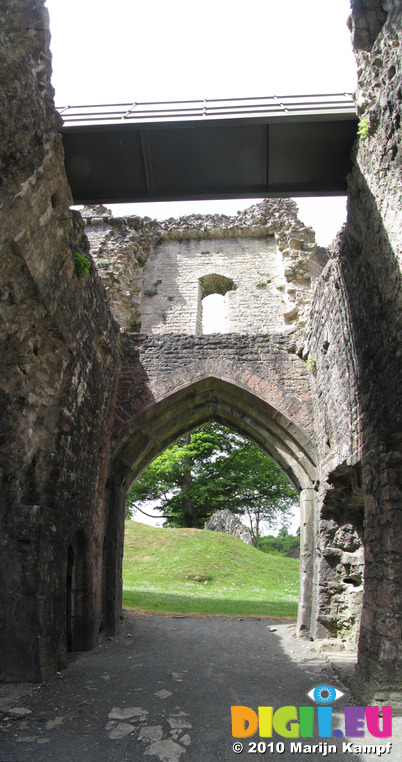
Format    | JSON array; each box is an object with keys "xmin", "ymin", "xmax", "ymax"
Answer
[
  {"xmin": 16, "ymin": 735, "xmax": 38, "ymax": 742},
  {"xmin": 108, "ymin": 706, "xmax": 148, "ymax": 721},
  {"xmin": 181, "ymin": 734, "xmax": 191, "ymax": 746},
  {"xmin": 6, "ymin": 707, "xmax": 32, "ymax": 718},
  {"xmin": 171, "ymin": 672, "xmax": 186, "ymax": 682},
  {"xmin": 154, "ymin": 689, "xmax": 173, "ymax": 699},
  {"xmin": 45, "ymin": 716, "xmax": 63, "ymax": 729},
  {"xmin": 167, "ymin": 717, "xmax": 192, "ymax": 730},
  {"xmin": 144, "ymin": 738, "xmax": 186, "ymax": 761},
  {"xmin": 138, "ymin": 725, "xmax": 164, "ymax": 742},
  {"xmin": 108, "ymin": 722, "xmax": 135, "ymax": 739}
]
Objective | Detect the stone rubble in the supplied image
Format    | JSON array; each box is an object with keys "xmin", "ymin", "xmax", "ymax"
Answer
[
  {"xmin": 45, "ymin": 716, "xmax": 63, "ymax": 729},
  {"xmin": 171, "ymin": 671, "xmax": 187, "ymax": 682},
  {"xmin": 167, "ymin": 717, "xmax": 192, "ymax": 730},
  {"xmin": 105, "ymin": 701, "xmax": 193, "ymax": 758}
]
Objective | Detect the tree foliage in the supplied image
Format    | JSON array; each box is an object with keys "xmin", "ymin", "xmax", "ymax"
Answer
[
  {"xmin": 126, "ymin": 423, "xmax": 298, "ymax": 544},
  {"xmin": 257, "ymin": 532, "xmax": 300, "ymax": 557}
]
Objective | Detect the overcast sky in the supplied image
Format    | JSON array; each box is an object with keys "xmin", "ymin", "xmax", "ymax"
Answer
[
  {"xmin": 46, "ymin": 0, "xmax": 357, "ymax": 246},
  {"xmin": 46, "ymin": 0, "xmax": 356, "ymax": 103}
]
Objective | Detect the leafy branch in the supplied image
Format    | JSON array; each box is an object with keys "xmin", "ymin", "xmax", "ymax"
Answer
[{"xmin": 357, "ymin": 118, "xmax": 370, "ymax": 139}]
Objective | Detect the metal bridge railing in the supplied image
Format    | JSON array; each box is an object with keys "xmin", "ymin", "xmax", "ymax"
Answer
[{"xmin": 57, "ymin": 93, "xmax": 356, "ymax": 126}]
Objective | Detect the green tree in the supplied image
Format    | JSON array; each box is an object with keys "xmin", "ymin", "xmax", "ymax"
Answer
[
  {"xmin": 126, "ymin": 424, "xmax": 298, "ymax": 545},
  {"xmin": 257, "ymin": 533, "xmax": 300, "ymax": 557}
]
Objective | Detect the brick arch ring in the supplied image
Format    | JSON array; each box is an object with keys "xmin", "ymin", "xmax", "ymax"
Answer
[{"xmin": 112, "ymin": 374, "xmax": 317, "ymax": 493}]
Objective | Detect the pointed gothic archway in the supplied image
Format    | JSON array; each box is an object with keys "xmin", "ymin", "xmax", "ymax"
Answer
[{"xmin": 102, "ymin": 375, "xmax": 318, "ymax": 641}]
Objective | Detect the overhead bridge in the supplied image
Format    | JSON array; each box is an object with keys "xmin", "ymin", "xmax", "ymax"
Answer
[{"xmin": 58, "ymin": 93, "xmax": 358, "ymax": 204}]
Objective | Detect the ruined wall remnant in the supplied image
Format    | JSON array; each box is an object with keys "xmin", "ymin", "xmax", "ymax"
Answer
[
  {"xmin": 306, "ymin": 0, "xmax": 402, "ymax": 707},
  {"xmin": 0, "ymin": 0, "xmax": 120, "ymax": 680},
  {"xmin": 204, "ymin": 510, "xmax": 253, "ymax": 545},
  {"xmin": 345, "ymin": 0, "xmax": 402, "ymax": 707},
  {"xmin": 84, "ymin": 199, "xmax": 325, "ymax": 340},
  {"xmin": 81, "ymin": 206, "xmax": 158, "ymax": 332},
  {"xmin": 141, "ymin": 236, "xmax": 280, "ymax": 335},
  {"xmin": 315, "ymin": 465, "xmax": 365, "ymax": 643}
]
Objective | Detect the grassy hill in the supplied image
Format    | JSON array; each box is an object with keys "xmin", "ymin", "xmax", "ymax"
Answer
[{"xmin": 123, "ymin": 521, "xmax": 299, "ymax": 618}]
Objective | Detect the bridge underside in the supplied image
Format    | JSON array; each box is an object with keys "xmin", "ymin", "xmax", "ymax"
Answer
[{"xmin": 60, "ymin": 98, "xmax": 357, "ymax": 203}]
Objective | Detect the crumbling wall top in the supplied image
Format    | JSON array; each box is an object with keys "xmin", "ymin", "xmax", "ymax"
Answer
[{"xmin": 84, "ymin": 199, "xmax": 327, "ymax": 336}]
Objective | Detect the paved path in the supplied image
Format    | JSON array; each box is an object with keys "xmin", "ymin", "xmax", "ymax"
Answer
[{"xmin": 0, "ymin": 613, "xmax": 400, "ymax": 762}]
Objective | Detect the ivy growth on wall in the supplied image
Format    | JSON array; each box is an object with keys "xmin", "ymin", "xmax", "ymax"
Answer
[
  {"xmin": 73, "ymin": 251, "xmax": 91, "ymax": 282},
  {"xmin": 357, "ymin": 118, "xmax": 370, "ymax": 139}
]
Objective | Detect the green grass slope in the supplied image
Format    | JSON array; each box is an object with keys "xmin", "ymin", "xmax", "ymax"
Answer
[{"xmin": 123, "ymin": 521, "xmax": 299, "ymax": 618}]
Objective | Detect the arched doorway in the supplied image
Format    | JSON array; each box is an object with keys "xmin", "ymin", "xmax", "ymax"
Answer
[{"xmin": 103, "ymin": 376, "xmax": 317, "ymax": 640}]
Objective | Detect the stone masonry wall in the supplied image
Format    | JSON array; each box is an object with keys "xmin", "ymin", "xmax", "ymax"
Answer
[
  {"xmin": 346, "ymin": 0, "xmax": 402, "ymax": 708},
  {"xmin": 109, "ymin": 332, "xmax": 318, "ymax": 641},
  {"xmin": 85, "ymin": 200, "xmax": 327, "ymax": 654},
  {"xmin": 112, "ymin": 333, "xmax": 315, "ymax": 446},
  {"xmin": 306, "ymin": 0, "xmax": 402, "ymax": 707},
  {"xmin": 140, "ymin": 236, "xmax": 280, "ymax": 335},
  {"xmin": 305, "ymin": 256, "xmax": 365, "ymax": 646},
  {"xmin": 0, "ymin": 0, "xmax": 120, "ymax": 681},
  {"xmin": 84, "ymin": 199, "xmax": 327, "ymax": 342}
]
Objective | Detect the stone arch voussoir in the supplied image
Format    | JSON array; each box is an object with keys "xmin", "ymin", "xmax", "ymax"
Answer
[
  {"xmin": 112, "ymin": 368, "xmax": 316, "ymax": 493},
  {"xmin": 113, "ymin": 336, "xmax": 315, "ymax": 468}
]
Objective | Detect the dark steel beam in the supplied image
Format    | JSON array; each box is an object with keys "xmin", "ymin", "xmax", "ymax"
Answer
[{"xmin": 59, "ymin": 95, "xmax": 358, "ymax": 203}]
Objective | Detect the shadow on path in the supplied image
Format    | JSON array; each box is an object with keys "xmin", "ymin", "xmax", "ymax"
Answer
[{"xmin": 0, "ymin": 613, "xmax": 399, "ymax": 762}]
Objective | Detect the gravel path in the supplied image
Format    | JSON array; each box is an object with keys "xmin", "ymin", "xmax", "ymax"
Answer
[{"xmin": 0, "ymin": 612, "xmax": 400, "ymax": 762}]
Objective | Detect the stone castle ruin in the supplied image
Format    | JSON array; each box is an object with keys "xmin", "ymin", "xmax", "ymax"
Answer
[
  {"xmin": 204, "ymin": 510, "xmax": 254, "ymax": 545},
  {"xmin": 83, "ymin": 198, "xmax": 323, "ymax": 338},
  {"xmin": 0, "ymin": 0, "xmax": 401, "ymax": 711}
]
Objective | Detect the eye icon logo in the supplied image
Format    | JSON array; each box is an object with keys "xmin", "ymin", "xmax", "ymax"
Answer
[{"xmin": 308, "ymin": 685, "xmax": 344, "ymax": 704}]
